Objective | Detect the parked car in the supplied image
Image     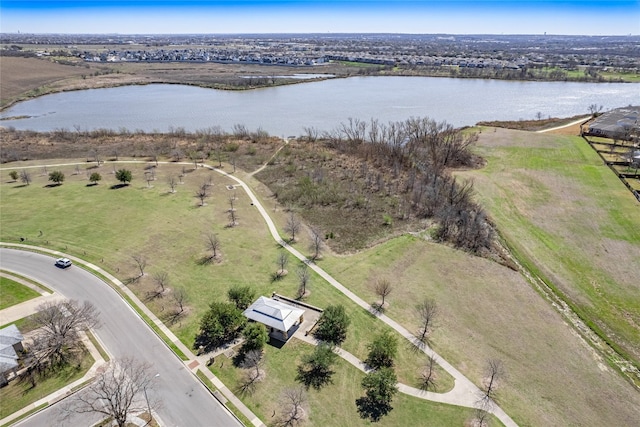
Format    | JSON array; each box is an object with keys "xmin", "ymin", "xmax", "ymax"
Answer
[{"xmin": 55, "ymin": 258, "xmax": 72, "ymax": 268}]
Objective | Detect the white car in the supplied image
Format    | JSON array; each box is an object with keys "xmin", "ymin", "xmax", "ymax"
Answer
[{"xmin": 55, "ymin": 258, "xmax": 72, "ymax": 268}]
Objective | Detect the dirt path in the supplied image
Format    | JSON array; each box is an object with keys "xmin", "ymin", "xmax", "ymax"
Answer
[{"xmin": 536, "ymin": 116, "xmax": 590, "ymax": 134}]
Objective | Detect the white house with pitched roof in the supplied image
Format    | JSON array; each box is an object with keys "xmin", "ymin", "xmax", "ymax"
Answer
[{"xmin": 243, "ymin": 297, "xmax": 305, "ymax": 341}]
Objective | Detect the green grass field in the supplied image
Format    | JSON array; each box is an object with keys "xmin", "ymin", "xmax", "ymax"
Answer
[
  {"xmin": 458, "ymin": 129, "xmax": 640, "ymax": 366},
  {"xmin": 3, "ymin": 145, "xmax": 640, "ymax": 426},
  {"xmin": 0, "ymin": 160, "xmax": 459, "ymax": 425},
  {"xmin": 0, "ymin": 276, "xmax": 40, "ymax": 310},
  {"xmin": 0, "ymin": 348, "xmax": 94, "ymax": 419},
  {"xmin": 211, "ymin": 338, "xmax": 478, "ymax": 427}
]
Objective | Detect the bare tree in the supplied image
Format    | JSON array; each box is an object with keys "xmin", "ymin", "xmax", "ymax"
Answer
[
  {"xmin": 296, "ymin": 265, "xmax": 310, "ymax": 299},
  {"xmin": 228, "ymin": 192, "xmax": 236, "ymax": 212},
  {"xmin": 147, "ymin": 271, "xmax": 169, "ymax": 300},
  {"xmin": 303, "ymin": 126, "xmax": 319, "ymax": 143},
  {"xmin": 30, "ymin": 300, "xmax": 99, "ymax": 367},
  {"xmin": 172, "ymin": 287, "xmax": 188, "ymax": 314},
  {"xmin": 132, "ymin": 254, "xmax": 147, "ymax": 278},
  {"xmin": 165, "ymin": 287, "xmax": 188, "ymax": 324},
  {"xmin": 167, "ymin": 176, "xmax": 177, "ymax": 193},
  {"xmin": 588, "ymin": 103, "xmax": 603, "ymax": 116},
  {"xmin": 276, "ymin": 386, "xmax": 308, "ymax": 427},
  {"xmin": 284, "ymin": 212, "xmax": 301, "ymax": 242},
  {"xmin": 416, "ymin": 298, "xmax": 438, "ymax": 342},
  {"xmin": 195, "ymin": 181, "xmax": 209, "ymax": 206},
  {"xmin": 20, "ymin": 169, "xmax": 32, "ymax": 185},
  {"xmin": 481, "ymin": 358, "xmax": 505, "ymax": 404},
  {"xmin": 374, "ymin": 278, "xmax": 393, "ymax": 309},
  {"xmin": 62, "ymin": 357, "xmax": 159, "ymax": 427},
  {"xmin": 205, "ymin": 232, "xmax": 221, "ymax": 260},
  {"xmin": 276, "ymin": 251, "xmax": 289, "ymax": 277},
  {"xmin": 172, "ymin": 148, "xmax": 184, "ymax": 162},
  {"xmin": 190, "ymin": 151, "xmax": 199, "ymax": 169},
  {"xmin": 308, "ymin": 228, "xmax": 324, "ymax": 260},
  {"xmin": 228, "ymin": 200, "xmax": 238, "ymax": 227},
  {"xmin": 238, "ymin": 349, "xmax": 265, "ymax": 395},
  {"xmin": 419, "ymin": 355, "xmax": 438, "ymax": 391},
  {"xmin": 144, "ymin": 171, "xmax": 153, "ymax": 188}
]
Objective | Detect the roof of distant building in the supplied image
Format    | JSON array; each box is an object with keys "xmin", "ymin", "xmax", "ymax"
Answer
[{"xmin": 243, "ymin": 297, "xmax": 305, "ymax": 332}]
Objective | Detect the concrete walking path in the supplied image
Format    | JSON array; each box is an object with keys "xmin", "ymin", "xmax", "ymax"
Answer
[
  {"xmin": 1, "ymin": 242, "xmax": 266, "ymax": 427},
  {"xmin": 204, "ymin": 162, "xmax": 518, "ymax": 427},
  {"xmin": 0, "ymin": 328, "xmax": 106, "ymax": 427},
  {"xmin": 2, "ymin": 157, "xmax": 517, "ymax": 426}
]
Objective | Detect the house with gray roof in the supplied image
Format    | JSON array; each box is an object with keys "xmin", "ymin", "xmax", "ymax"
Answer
[
  {"xmin": 243, "ymin": 297, "xmax": 305, "ymax": 342},
  {"xmin": 0, "ymin": 324, "xmax": 24, "ymax": 386}
]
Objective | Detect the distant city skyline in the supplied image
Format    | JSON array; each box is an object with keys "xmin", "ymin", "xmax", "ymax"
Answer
[{"xmin": 1, "ymin": 1, "xmax": 638, "ymax": 36}]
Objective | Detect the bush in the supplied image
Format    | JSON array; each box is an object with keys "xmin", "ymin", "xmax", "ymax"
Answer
[
  {"xmin": 48, "ymin": 170, "xmax": 65, "ymax": 185},
  {"xmin": 240, "ymin": 322, "xmax": 268, "ymax": 354},
  {"xmin": 115, "ymin": 169, "xmax": 132, "ymax": 185},
  {"xmin": 194, "ymin": 302, "xmax": 246, "ymax": 351},
  {"xmin": 314, "ymin": 305, "xmax": 350, "ymax": 346}
]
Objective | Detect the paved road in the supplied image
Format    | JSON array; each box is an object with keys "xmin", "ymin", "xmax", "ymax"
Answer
[{"xmin": 1, "ymin": 248, "xmax": 241, "ymax": 427}]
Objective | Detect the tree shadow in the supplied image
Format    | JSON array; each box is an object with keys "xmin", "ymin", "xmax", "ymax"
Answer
[
  {"xmin": 44, "ymin": 183, "xmax": 62, "ymax": 188},
  {"xmin": 162, "ymin": 309, "xmax": 185, "ymax": 326},
  {"xmin": 405, "ymin": 337, "xmax": 427, "ymax": 356},
  {"xmin": 85, "ymin": 182, "xmax": 99, "ymax": 187},
  {"xmin": 355, "ymin": 396, "xmax": 392, "ymax": 422},
  {"xmin": 368, "ymin": 303, "xmax": 385, "ymax": 317},
  {"xmin": 196, "ymin": 255, "xmax": 217, "ymax": 266},
  {"xmin": 122, "ymin": 276, "xmax": 140, "ymax": 286},
  {"xmin": 109, "ymin": 183, "xmax": 129, "ymax": 189}
]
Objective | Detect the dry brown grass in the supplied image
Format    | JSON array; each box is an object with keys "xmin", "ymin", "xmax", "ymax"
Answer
[
  {"xmin": 0, "ymin": 55, "xmax": 355, "ymax": 110},
  {"xmin": 321, "ymin": 228, "xmax": 640, "ymax": 427},
  {"xmin": 0, "ymin": 57, "xmax": 88, "ymax": 104}
]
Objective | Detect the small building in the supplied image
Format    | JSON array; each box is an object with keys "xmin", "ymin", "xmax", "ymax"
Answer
[
  {"xmin": 243, "ymin": 297, "xmax": 305, "ymax": 342},
  {"xmin": 0, "ymin": 324, "xmax": 24, "ymax": 386}
]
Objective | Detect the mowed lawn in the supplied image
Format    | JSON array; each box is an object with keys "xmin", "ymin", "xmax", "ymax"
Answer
[
  {"xmin": 0, "ymin": 276, "xmax": 40, "ymax": 310},
  {"xmin": 211, "ymin": 338, "xmax": 477, "ymax": 427},
  {"xmin": 0, "ymin": 348, "xmax": 94, "ymax": 419},
  {"xmin": 0, "ymin": 159, "xmax": 459, "ymax": 425}
]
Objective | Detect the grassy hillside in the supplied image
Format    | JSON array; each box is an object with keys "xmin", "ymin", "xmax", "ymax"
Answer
[{"xmin": 459, "ymin": 128, "xmax": 640, "ymax": 368}]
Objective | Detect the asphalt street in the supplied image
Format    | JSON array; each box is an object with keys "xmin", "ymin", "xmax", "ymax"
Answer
[{"xmin": 1, "ymin": 248, "xmax": 242, "ymax": 427}]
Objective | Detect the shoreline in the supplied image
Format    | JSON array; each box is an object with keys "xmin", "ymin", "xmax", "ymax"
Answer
[{"xmin": 2, "ymin": 60, "xmax": 637, "ymax": 113}]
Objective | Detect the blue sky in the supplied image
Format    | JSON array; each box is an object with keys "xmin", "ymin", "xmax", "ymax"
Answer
[{"xmin": 1, "ymin": 1, "xmax": 638, "ymax": 35}]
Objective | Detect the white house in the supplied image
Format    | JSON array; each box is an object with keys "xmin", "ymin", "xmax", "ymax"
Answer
[{"xmin": 243, "ymin": 297, "xmax": 305, "ymax": 341}]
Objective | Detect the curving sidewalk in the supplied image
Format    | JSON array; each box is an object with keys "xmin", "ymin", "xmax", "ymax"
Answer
[
  {"xmin": 204, "ymin": 162, "xmax": 518, "ymax": 427},
  {"xmin": 0, "ymin": 242, "xmax": 266, "ymax": 427},
  {"xmin": 2, "ymin": 157, "xmax": 517, "ymax": 426}
]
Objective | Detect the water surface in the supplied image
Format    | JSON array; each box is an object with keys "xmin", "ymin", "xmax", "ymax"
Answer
[{"xmin": 1, "ymin": 76, "xmax": 637, "ymax": 135}]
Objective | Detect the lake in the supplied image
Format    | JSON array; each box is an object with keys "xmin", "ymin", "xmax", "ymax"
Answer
[{"xmin": 1, "ymin": 76, "xmax": 637, "ymax": 136}]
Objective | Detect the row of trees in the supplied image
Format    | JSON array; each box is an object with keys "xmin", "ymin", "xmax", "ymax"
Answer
[{"xmin": 8, "ymin": 169, "xmax": 127, "ymax": 186}]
